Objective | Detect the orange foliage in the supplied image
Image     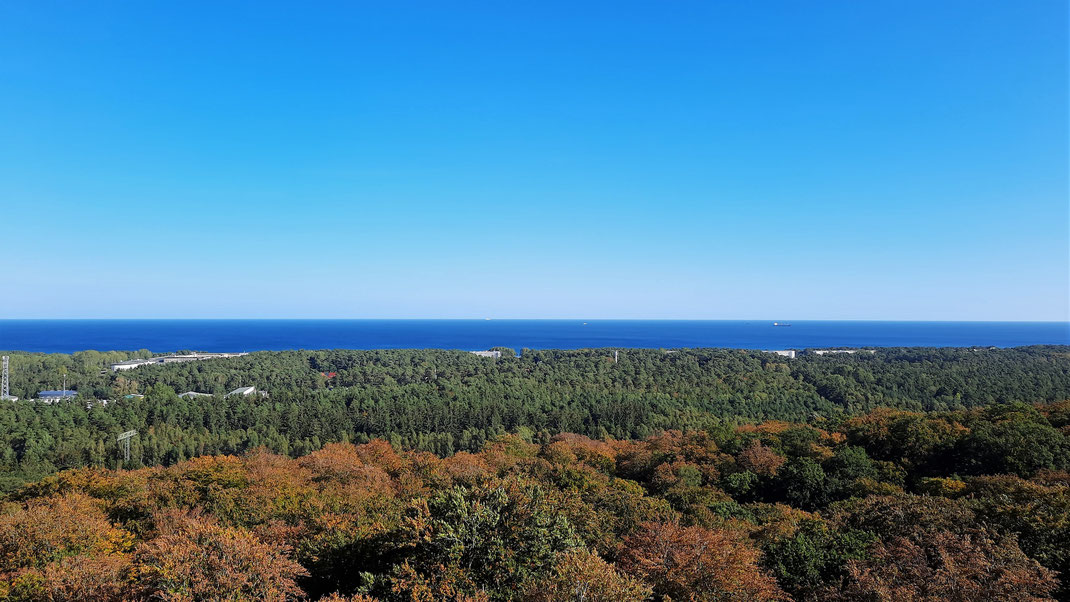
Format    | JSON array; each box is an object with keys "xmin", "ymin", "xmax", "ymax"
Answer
[
  {"xmin": 389, "ymin": 560, "xmax": 490, "ymax": 602},
  {"xmin": 36, "ymin": 555, "xmax": 132, "ymax": 601},
  {"xmin": 245, "ymin": 448, "xmax": 306, "ymax": 488},
  {"xmin": 523, "ymin": 549, "xmax": 652, "ymax": 601},
  {"xmin": 173, "ymin": 454, "xmax": 249, "ymax": 490},
  {"xmin": 611, "ymin": 439, "xmax": 655, "ymax": 478},
  {"xmin": 439, "ymin": 451, "xmax": 493, "ymax": 484},
  {"xmin": 12, "ymin": 466, "xmax": 126, "ymax": 501},
  {"xmin": 738, "ymin": 420, "xmax": 796, "ymax": 436},
  {"xmin": 1031, "ymin": 469, "xmax": 1070, "ymax": 487},
  {"xmin": 835, "ymin": 531, "xmax": 1058, "ymax": 601},
  {"xmin": 298, "ymin": 443, "xmax": 368, "ymax": 479},
  {"xmin": 647, "ymin": 430, "xmax": 721, "ymax": 464},
  {"xmin": 0, "ymin": 493, "xmax": 136, "ymax": 600},
  {"xmin": 541, "ymin": 440, "xmax": 579, "ymax": 466},
  {"xmin": 547, "ymin": 434, "xmax": 617, "ymax": 470},
  {"xmin": 618, "ymin": 521, "xmax": 785, "ymax": 601},
  {"xmin": 132, "ymin": 510, "xmax": 307, "ymax": 601},
  {"xmin": 299, "ymin": 443, "xmax": 396, "ymax": 494},
  {"xmin": 318, "ymin": 594, "xmax": 380, "ymax": 602},
  {"xmin": 0, "ymin": 493, "xmax": 132, "ymax": 574},
  {"xmin": 916, "ymin": 477, "xmax": 967, "ymax": 498},
  {"xmin": 737, "ymin": 441, "xmax": 787, "ymax": 477},
  {"xmin": 354, "ymin": 439, "xmax": 408, "ymax": 475},
  {"xmin": 748, "ymin": 503, "xmax": 818, "ymax": 542}
]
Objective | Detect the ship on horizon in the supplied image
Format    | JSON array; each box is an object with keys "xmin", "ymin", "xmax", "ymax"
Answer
[{"xmin": 773, "ymin": 322, "xmax": 792, "ymax": 327}]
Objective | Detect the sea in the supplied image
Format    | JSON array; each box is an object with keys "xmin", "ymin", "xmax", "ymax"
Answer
[{"xmin": 0, "ymin": 320, "xmax": 1068, "ymax": 354}]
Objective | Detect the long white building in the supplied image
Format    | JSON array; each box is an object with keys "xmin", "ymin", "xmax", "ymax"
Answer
[
  {"xmin": 470, "ymin": 350, "xmax": 502, "ymax": 359},
  {"xmin": 110, "ymin": 352, "xmax": 248, "ymax": 371}
]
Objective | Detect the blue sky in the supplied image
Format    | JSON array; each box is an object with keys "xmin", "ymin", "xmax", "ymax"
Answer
[{"xmin": 1, "ymin": 1, "xmax": 1067, "ymax": 320}]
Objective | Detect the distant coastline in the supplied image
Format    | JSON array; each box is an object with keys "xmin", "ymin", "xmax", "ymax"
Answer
[{"xmin": 1, "ymin": 319, "xmax": 1067, "ymax": 354}]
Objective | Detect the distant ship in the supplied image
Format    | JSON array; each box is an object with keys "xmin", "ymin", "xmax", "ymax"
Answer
[{"xmin": 773, "ymin": 322, "xmax": 792, "ymax": 327}]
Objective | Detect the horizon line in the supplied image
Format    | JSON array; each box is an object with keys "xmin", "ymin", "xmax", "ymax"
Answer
[{"xmin": 2, "ymin": 318, "xmax": 1069, "ymax": 324}]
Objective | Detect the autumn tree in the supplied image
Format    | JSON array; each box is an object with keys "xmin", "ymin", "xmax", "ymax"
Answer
[
  {"xmin": 737, "ymin": 441, "xmax": 786, "ymax": 477},
  {"xmin": 832, "ymin": 531, "xmax": 1057, "ymax": 602},
  {"xmin": 132, "ymin": 510, "xmax": 307, "ymax": 601},
  {"xmin": 964, "ymin": 474, "xmax": 1070, "ymax": 599},
  {"xmin": 523, "ymin": 549, "xmax": 652, "ymax": 602},
  {"xmin": 617, "ymin": 521, "xmax": 784, "ymax": 601}
]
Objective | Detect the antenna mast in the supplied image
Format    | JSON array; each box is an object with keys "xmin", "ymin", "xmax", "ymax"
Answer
[{"xmin": 1, "ymin": 357, "xmax": 9, "ymax": 400}]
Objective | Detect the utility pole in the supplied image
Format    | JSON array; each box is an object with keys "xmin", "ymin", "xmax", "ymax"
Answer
[{"xmin": 117, "ymin": 430, "xmax": 138, "ymax": 464}]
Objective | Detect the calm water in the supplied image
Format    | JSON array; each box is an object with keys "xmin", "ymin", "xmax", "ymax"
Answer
[{"xmin": 0, "ymin": 320, "xmax": 1067, "ymax": 354}]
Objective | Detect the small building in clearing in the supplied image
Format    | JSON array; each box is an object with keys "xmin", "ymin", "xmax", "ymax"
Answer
[{"xmin": 37, "ymin": 390, "xmax": 78, "ymax": 403}]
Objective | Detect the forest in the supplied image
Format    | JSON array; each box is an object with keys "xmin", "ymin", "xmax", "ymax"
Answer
[
  {"xmin": 0, "ymin": 346, "xmax": 1069, "ymax": 599},
  {"xmin": 1, "ymin": 346, "xmax": 1069, "ymax": 491},
  {"xmin": 0, "ymin": 399, "xmax": 1068, "ymax": 600}
]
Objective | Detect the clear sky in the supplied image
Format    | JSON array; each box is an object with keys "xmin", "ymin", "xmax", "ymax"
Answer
[{"xmin": 1, "ymin": 1, "xmax": 1067, "ymax": 320}]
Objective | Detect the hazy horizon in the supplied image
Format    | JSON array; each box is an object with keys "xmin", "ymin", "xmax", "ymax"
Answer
[
  {"xmin": 3, "ymin": 318, "xmax": 1069, "ymax": 323},
  {"xmin": 3, "ymin": 2, "xmax": 1067, "ymax": 321}
]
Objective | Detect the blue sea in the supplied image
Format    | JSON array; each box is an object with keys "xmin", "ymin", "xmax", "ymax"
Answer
[{"xmin": 0, "ymin": 320, "xmax": 1067, "ymax": 354}]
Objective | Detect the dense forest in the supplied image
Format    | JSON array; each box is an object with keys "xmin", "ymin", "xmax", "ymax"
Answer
[
  {"xmin": 1, "ymin": 346, "xmax": 1069, "ymax": 491},
  {"xmin": 1, "ymin": 400, "xmax": 1068, "ymax": 600},
  {"xmin": 1, "ymin": 346, "xmax": 1069, "ymax": 600}
]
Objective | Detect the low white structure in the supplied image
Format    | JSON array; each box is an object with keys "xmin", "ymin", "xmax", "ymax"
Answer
[
  {"xmin": 36, "ymin": 390, "xmax": 78, "ymax": 404},
  {"xmin": 110, "ymin": 352, "xmax": 248, "ymax": 371},
  {"xmin": 110, "ymin": 358, "xmax": 153, "ymax": 371},
  {"xmin": 178, "ymin": 391, "xmax": 213, "ymax": 399},
  {"xmin": 765, "ymin": 350, "xmax": 797, "ymax": 359},
  {"xmin": 470, "ymin": 350, "xmax": 502, "ymax": 359},
  {"xmin": 811, "ymin": 349, "xmax": 876, "ymax": 355},
  {"xmin": 226, "ymin": 386, "xmax": 257, "ymax": 397}
]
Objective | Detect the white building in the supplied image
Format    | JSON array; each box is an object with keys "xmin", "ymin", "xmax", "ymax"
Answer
[
  {"xmin": 226, "ymin": 386, "xmax": 257, "ymax": 397},
  {"xmin": 765, "ymin": 350, "xmax": 797, "ymax": 359},
  {"xmin": 110, "ymin": 352, "xmax": 248, "ymax": 372},
  {"xmin": 178, "ymin": 391, "xmax": 213, "ymax": 399},
  {"xmin": 110, "ymin": 358, "xmax": 157, "ymax": 371},
  {"xmin": 36, "ymin": 390, "xmax": 78, "ymax": 404},
  {"xmin": 470, "ymin": 350, "xmax": 502, "ymax": 359}
]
